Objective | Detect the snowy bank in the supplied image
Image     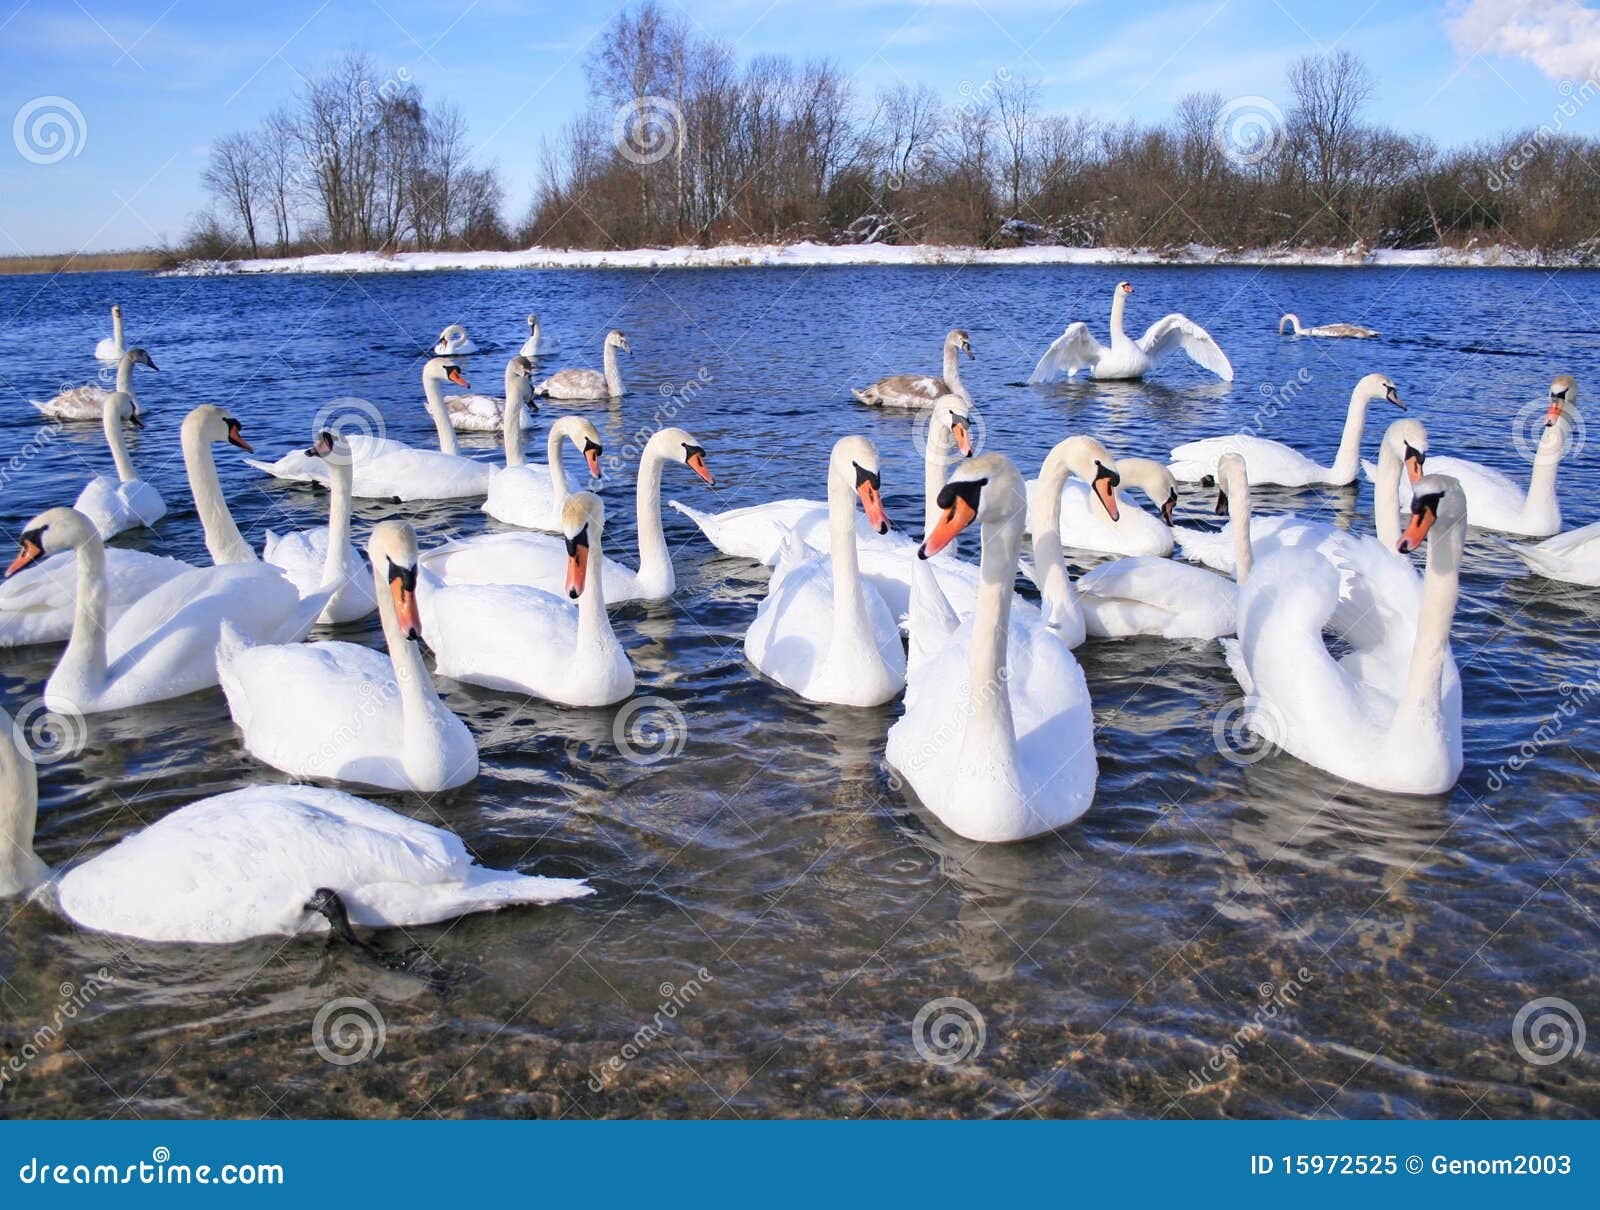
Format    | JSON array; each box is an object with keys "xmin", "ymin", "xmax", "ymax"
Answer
[{"xmin": 161, "ymin": 239, "xmax": 1583, "ymax": 277}]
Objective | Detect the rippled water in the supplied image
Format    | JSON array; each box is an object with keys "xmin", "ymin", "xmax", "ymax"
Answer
[{"xmin": 1, "ymin": 264, "xmax": 1597, "ymax": 1119}]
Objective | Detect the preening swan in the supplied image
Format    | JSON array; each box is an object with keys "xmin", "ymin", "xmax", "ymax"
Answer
[
  {"xmin": 421, "ymin": 427, "xmax": 714, "ymax": 603},
  {"xmin": 94, "ymin": 303, "xmax": 126, "ymax": 361},
  {"xmin": 535, "ymin": 329, "xmax": 628, "ymax": 400},
  {"xmin": 1279, "ymin": 313, "xmax": 1379, "ymax": 339},
  {"xmin": 852, "ymin": 329, "xmax": 974, "ymax": 408},
  {"xmin": 1026, "ymin": 456, "xmax": 1176, "ymax": 557},
  {"xmin": 447, "ymin": 354, "xmax": 535, "ymax": 433},
  {"xmin": 220, "ymin": 521, "xmax": 476, "ymax": 791},
  {"xmin": 72, "ymin": 392, "xmax": 166, "ymax": 539},
  {"xmin": 1223, "ymin": 474, "xmax": 1467, "ymax": 795},
  {"xmin": 886, "ymin": 454, "xmax": 1097, "ymax": 843},
  {"xmin": 1169, "ymin": 372, "xmax": 1402, "ymax": 487},
  {"xmin": 4, "ymin": 507, "xmax": 327, "ymax": 714},
  {"xmin": 421, "ymin": 493, "xmax": 635, "ymax": 707},
  {"xmin": 432, "ymin": 323, "xmax": 477, "ymax": 355},
  {"xmin": 484, "ymin": 414, "xmax": 605, "ymax": 532},
  {"xmin": 0, "ymin": 704, "xmax": 588, "ymax": 938},
  {"xmin": 520, "ymin": 312, "xmax": 559, "ymax": 356},
  {"xmin": 261, "ymin": 432, "xmax": 377, "ymax": 624},
  {"xmin": 1029, "ymin": 282, "xmax": 1233, "ymax": 383},
  {"xmin": 1391, "ymin": 374, "xmax": 1575, "ymax": 537},
  {"xmin": 744, "ymin": 436, "xmax": 906, "ymax": 707},
  {"xmin": 33, "ymin": 347, "xmax": 157, "ymax": 421}
]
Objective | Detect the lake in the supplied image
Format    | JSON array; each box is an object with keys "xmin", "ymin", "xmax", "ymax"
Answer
[{"xmin": 1, "ymin": 263, "xmax": 1596, "ymax": 1118}]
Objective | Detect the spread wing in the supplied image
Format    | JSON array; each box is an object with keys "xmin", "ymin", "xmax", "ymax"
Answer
[
  {"xmin": 1138, "ymin": 314, "xmax": 1234, "ymax": 381},
  {"xmin": 1027, "ymin": 323, "xmax": 1102, "ymax": 384}
]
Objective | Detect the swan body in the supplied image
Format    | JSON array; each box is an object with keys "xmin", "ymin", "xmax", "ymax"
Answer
[
  {"xmin": 887, "ymin": 454, "xmax": 1097, "ymax": 842},
  {"xmin": 432, "ymin": 323, "xmax": 477, "ymax": 355},
  {"xmin": 535, "ymin": 329, "xmax": 628, "ymax": 400},
  {"xmin": 0, "ymin": 549, "xmax": 188, "ymax": 648},
  {"xmin": 1029, "ymin": 282, "xmax": 1232, "ymax": 383},
  {"xmin": 744, "ymin": 437, "xmax": 906, "ymax": 706},
  {"xmin": 1026, "ymin": 456, "xmax": 1176, "ymax": 556},
  {"xmin": 261, "ymin": 432, "xmax": 376, "ymax": 624},
  {"xmin": 422, "ymin": 427, "xmax": 714, "ymax": 603},
  {"xmin": 422, "ymin": 493, "xmax": 635, "ymax": 707},
  {"xmin": 94, "ymin": 303, "xmax": 125, "ymax": 361},
  {"xmin": 72, "ymin": 392, "xmax": 166, "ymax": 539},
  {"xmin": 1500, "ymin": 522, "xmax": 1600, "ymax": 586},
  {"xmin": 519, "ymin": 312, "xmax": 559, "ymax": 356},
  {"xmin": 484, "ymin": 411, "xmax": 604, "ymax": 532},
  {"xmin": 1169, "ymin": 372, "xmax": 1402, "ymax": 487},
  {"xmin": 448, "ymin": 354, "xmax": 534, "ymax": 433},
  {"xmin": 852, "ymin": 329, "xmax": 973, "ymax": 407},
  {"xmin": 33, "ymin": 347, "xmax": 156, "ymax": 421},
  {"xmin": 1279, "ymin": 312, "xmax": 1378, "ymax": 339},
  {"xmin": 220, "ymin": 522, "xmax": 476, "ymax": 791}
]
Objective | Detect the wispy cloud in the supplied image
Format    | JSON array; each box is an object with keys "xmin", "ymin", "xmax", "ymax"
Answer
[{"xmin": 1450, "ymin": 0, "xmax": 1600, "ymax": 84}]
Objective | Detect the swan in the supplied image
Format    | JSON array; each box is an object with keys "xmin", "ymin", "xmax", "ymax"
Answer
[
  {"xmin": 1169, "ymin": 372, "xmax": 1402, "ymax": 487},
  {"xmin": 1222, "ymin": 474, "xmax": 1467, "ymax": 795},
  {"xmin": 1389, "ymin": 374, "xmax": 1575, "ymax": 537},
  {"xmin": 5, "ymin": 508, "xmax": 327, "ymax": 713},
  {"xmin": 421, "ymin": 493, "xmax": 635, "ymax": 707},
  {"xmin": 484, "ymin": 414, "xmax": 605, "ymax": 532},
  {"xmin": 420, "ymin": 427, "xmax": 714, "ymax": 603},
  {"xmin": 886, "ymin": 453, "xmax": 1097, "ymax": 842},
  {"xmin": 1279, "ymin": 312, "xmax": 1378, "ymax": 339},
  {"xmin": 94, "ymin": 303, "xmax": 126, "ymax": 361},
  {"xmin": 1029, "ymin": 281, "xmax": 1233, "ymax": 383},
  {"xmin": 249, "ymin": 359, "xmax": 494, "ymax": 501},
  {"xmin": 261, "ymin": 432, "xmax": 377, "ymax": 624},
  {"xmin": 220, "ymin": 521, "xmax": 476, "ymax": 791},
  {"xmin": 1026, "ymin": 455, "xmax": 1176, "ymax": 556},
  {"xmin": 178, "ymin": 404, "xmax": 262, "ymax": 565},
  {"xmin": 432, "ymin": 323, "xmax": 477, "ymax": 355},
  {"xmin": 0, "ymin": 548, "xmax": 188, "ymax": 649},
  {"xmin": 33, "ymin": 347, "xmax": 157, "ymax": 421},
  {"xmin": 535, "ymin": 329, "xmax": 628, "ymax": 400},
  {"xmin": 447, "ymin": 354, "xmax": 534, "ymax": 433},
  {"xmin": 520, "ymin": 312, "xmax": 559, "ymax": 356},
  {"xmin": 0, "ymin": 705, "xmax": 589, "ymax": 939},
  {"xmin": 744, "ymin": 436, "xmax": 906, "ymax": 707},
  {"xmin": 1499, "ymin": 523, "xmax": 1600, "ymax": 586},
  {"xmin": 72, "ymin": 392, "xmax": 165, "ymax": 539},
  {"xmin": 851, "ymin": 329, "xmax": 974, "ymax": 408}
]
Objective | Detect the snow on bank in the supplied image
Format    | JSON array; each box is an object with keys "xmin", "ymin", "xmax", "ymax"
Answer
[{"xmin": 162, "ymin": 239, "xmax": 1577, "ymax": 277}]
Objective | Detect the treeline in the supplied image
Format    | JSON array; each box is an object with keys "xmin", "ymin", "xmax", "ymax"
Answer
[{"xmin": 194, "ymin": 4, "xmax": 1600, "ymax": 259}]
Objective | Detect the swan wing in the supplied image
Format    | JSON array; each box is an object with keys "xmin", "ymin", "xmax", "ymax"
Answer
[
  {"xmin": 1168, "ymin": 435, "xmax": 1321, "ymax": 486},
  {"xmin": 668, "ymin": 497, "xmax": 827, "ymax": 565},
  {"xmin": 1077, "ymin": 556, "xmax": 1235, "ymax": 639},
  {"xmin": 1027, "ymin": 323, "xmax": 1101, "ymax": 384},
  {"xmin": 1138, "ymin": 314, "xmax": 1234, "ymax": 381}
]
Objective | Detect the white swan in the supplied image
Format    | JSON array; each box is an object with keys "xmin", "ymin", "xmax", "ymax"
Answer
[
  {"xmin": 261, "ymin": 432, "xmax": 377, "ymax": 624},
  {"xmin": 1026, "ymin": 456, "xmax": 1176, "ymax": 556},
  {"xmin": 420, "ymin": 427, "xmax": 714, "ymax": 603},
  {"xmin": 0, "ymin": 705, "xmax": 588, "ymax": 939},
  {"xmin": 852, "ymin": 330, "xmax": 974, "ymax": 408},
  {"xmin": 181, "ymin": 404, "xmax": 261, "ymax": 565},
  {"xmin": 1169, "ymin": 372, "xmax": 1402, "ymax": 487},
  {"xmin": 1390, "ymin": 374, "xmax": 1575, "ymax": 537},
  {"xmin": 520, "ymin": 312, "xmax": 559, "ymax": 356},
  {"xmin": 0, "ymin": 547, "xmax": 187, "ymax": 649},
  {"xmin": 1029, "ymin": 281, "xmax": 1233, "ymax": 383},
  {"xmin": 432, "ymin": 323, "xmax": 477, "ymax": 355},
  {"xmin": 220, "ymin": 521, "xmax": 475, "ymax": 791},
  {"xmin": 73, "ymin": 392, "xmax": 165, "ymax": 539},
  {"xmin": 1279, "ymin": 312, "xmax": 1378, "ymax": 339},
  {"xmin": 94, "ymin": 303, "xmax": 126, "ymax": 361},
  {"xmin": 422, "ymin": 493, "xmax": 635, "ymax": 707},
  {"xmin": 5, "ymin": 508, "xmax": 326, "ymax": 713},
  {"xmin": 886, "ymin": 454, "xmax": 1097, "ymax": 842},
  {"xmin": 1223, "ymin": 474, "xmax": 1467, "ymax": 795},
  {"xmin": 535, "ymin": 329, "xmax": 628, "ymax": 400},
  {"xmin": 1500, "ymin": 522, "xmax": 1600, "ymax": 586},
  {"xmin": 33, "ymin": 347, "xmax": 157, "ymax": 421},
  {"xmin": 447, "ymin": 354, "xmax": 534, "ymax": 433},
  {"xmin": 484, "ymin": 414, "xmax": 605, "ymax": 532},
  {"xmin": 744, "ymin": 436, "xmax": 906, "ymax": 706}
]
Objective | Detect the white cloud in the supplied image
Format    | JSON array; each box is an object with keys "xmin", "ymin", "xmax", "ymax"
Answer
[{"xmin": 1450, "ymin": 0, "xmax": 1600, "ymax": 84}]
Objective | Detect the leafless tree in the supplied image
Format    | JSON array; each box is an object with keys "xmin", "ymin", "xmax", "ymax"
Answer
[{"xmin": 202, "ymin": 132, "xmax": 263, "ymax": 257}]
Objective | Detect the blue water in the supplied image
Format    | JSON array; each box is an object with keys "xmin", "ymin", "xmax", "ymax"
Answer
[{"xmin": 0, "ymin": 264, "xmax": 1597, "ymax": 1118}]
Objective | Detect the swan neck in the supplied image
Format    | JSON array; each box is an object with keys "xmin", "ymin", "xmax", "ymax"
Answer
[
  {"xmin": 577, "ymin": 526, "xmax": 610, "ymax": 638},
  {"xmin": 59, "ymin": 536, "xmax": 110, "ymax": 694},
  {"xmin": 1110, "ymin": 291, "xmax": 1129, "ymax": 341},
  {"xmin": 1328, "ymin": 387, "xmax": 1373, "ymax": 484},
  {"xmin": 0, "ymin": 714, "xmax": 43, "ymax": 896},
  {"xmin": 111, "ymin": 310, "xmax": 124, "ymax": 347},
  {"xmin": 322, "ymin": 459, "xmax": 353, "ymax": 587},
  {"xmin": 604, "ymin": 344, "xmax": 624, "ymax": 396},
  {"xmin": 424, "ymin": 375, "xmax": 461, "ymax": 455},
  {"xmin": 942, "ymin": 344, "xmax": 964, "ymax": 395},
  {"xmin": 373, "ymin": 560, "xmax": 446, "ymax": 763},
  {"xmin": 1229, "ymin": 482, "xmax": 1253, "ymax": 583},
  {"xmin": 546, "ymin": 426, "xmax": 571, "ymax": 500},
  {"xmin": 1031, "ymin": 453, "xmax": 1078, "ymax": 617},
  {"xmin": 1524, "ymin": 425, "xmax": 1567, "ymax": 520},
  {"xmin": 115, "ymin": 359, "xmax": 135, "ymax": 394},
  {"xmin": 827, "ymin": 468, "xmax": 869, "ymax": 635},
  {"xmin": 183, "ymin": 428, "xmax": 254, "ymax": 565},
  {"xmin": 965, "ymin": 510, "xmax": 1022, "ymax": 755},
  {"xmin": 104, "ymin": 410, "xmax": 137, "ymax": 483},
  {"xmin": 1397, "ymin": 521, "xmax": 1461, "ymax": 725},
  {"xmin": 634, "ymin": 446, "xmax": 671, "ymax": 594},
  {"xmin": 924, "ymin": 425, "xmax": 955, "ymax": 535},
  {"xmin": 1374, "ymin": 442, "xmax": 1403, "ymax": 548},
  {"xmin": 502, "ymin": 375, "xmax": 526, "ymax": 469}
]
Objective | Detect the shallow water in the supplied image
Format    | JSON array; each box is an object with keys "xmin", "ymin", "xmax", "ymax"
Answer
[{"xmin": 1, "ymin": 264, "xmax": 1597, "ymax": 1119}]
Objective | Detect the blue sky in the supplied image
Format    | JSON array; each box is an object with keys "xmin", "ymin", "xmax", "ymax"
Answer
[{"xmin": 1, "ymin": 0, "xmax": 1597, "ymax": 254}]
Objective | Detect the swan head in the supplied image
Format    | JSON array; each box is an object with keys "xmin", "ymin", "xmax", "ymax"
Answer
[
  {"xmin": 932, "ymin": 394, "xmax": 974, "ymax": 456},
  {"xmin": 1212, "ymin": 453, "xmax": 1250, "ymax": 518},
  {"xmin": 110, "ymin": 303, "xmax": 122, "ymax": 318},
  {"xmin": 830, "ymin": 435, "xmax": 889, "ymax": 536},
  {"xmin": 606, "ymin": 329, "xmax": 630, "ymax": 354},
  {"xmin": 105, "ymin": 390, "xmax": 142, "ymax": 429},
  {"xmin": 1043, "ymin": 435, "xmax": 1121, "ymax": 522},
  {"xmin": 305, "ymin": 429, "xmax": 354, "ymax": 467},
  {"xmin": 526, "ymin": 313, "xmax": 539, "ymax": 329},
  {"xmin": 1116, "ymin": 281, "xmax": 1133, "ymax": 297},
  {"xmin": 183, "ymin": 404, "xmax": 253, "ymax": 453},
  {"xmin": 507, "ymin": 355, "xmax": 537, "ymax": 408},
  {"xmin": 5, "ymin": 507, "xmax": 98, "ymax": 577},
  {"xmin": 561, "ymin": 418, "xmax": 605, "ymax": 479},
  {"xmin": 1355, "ymin": 372, "xmax": 1402, "ymax": 410},
  {"xmin": 1547, "ymin": 375, "xmax": 1578, "ymax": 427},
  {"xmin": 1114, "ymin": 458, "xmax": 1177, "ymax": 524},
  {"xmin": 645, "ymin": 426, "xmax": 714, "ymax": 485},
  {"xmin": 369, "ymin": 521, "xmax": 422, "ymax": 641},
  {"xmin": 562, "ymin": 492, "xmax": 605, "ymax": 599},
  {"xmin": 1398, "ymin": 474, "xmax": 1466, "ymax": 556},
  {"xmin": 425, "ymin": 356, "xmax": 470, "ymax": 390},
  {"xmin": 947, "ymin": 329, "xmax": 974, "ymax": 360},
  {"xmin": 432, "ymin": 324, "xmax": 468, "ymax": 354},
  {"xmin": 920, "ymin": 452, "xmax": 1023, "ymax": 558},
  {"xmin": 1381, "ymin": 418, "xmax": 1429, "ymax": 484},
  {"xmin": 124, "ymin": 347, "xmax": 157, "ymax": 373}
]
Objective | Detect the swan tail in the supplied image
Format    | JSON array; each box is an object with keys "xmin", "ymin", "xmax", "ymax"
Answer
[
  {"xmin": 1220, "ymin": 637, "xmax": 1253, "ymax": 695},
  {"xmin": 1492, "ymin": 535, "xmax": 1562, "ymax": 578},
  {"xmin": 1359, "ymin": 459, "xmax": 1379, "ymax": 484},
  {"xmin": 667, "ymin": 498, "xmax": 720, "ymax": 546},
  {"xmin": 418, "ymin": 867, "xmax": 594, "ymax": 917}
]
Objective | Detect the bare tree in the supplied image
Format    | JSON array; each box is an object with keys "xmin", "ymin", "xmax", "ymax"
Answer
[
  {"xmin": 993, "ymin": 73, "xmax": 1040, "ymax": 214},
  {"xmin": 202, "ymin": 132, "xmax": 264, "ymax": 256}
]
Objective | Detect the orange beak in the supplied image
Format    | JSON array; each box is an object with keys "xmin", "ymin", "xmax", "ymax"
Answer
[
  {"xmin": 6, "ymin": 538, "xmax": 43, "ymax": 577},
  {"xmin": 1547, "ymin": 397, "xmax": 1564, "ymax": 426},
  {"xmin": 950, "ymin": 419, "xmax": 973, "ymax": 456},
  {"xmin": 921, "ymin": 495, "xmax": 977, "ymax": 558},
  {"xmin": 687, "ymin": 450, "xmax": 715, "ymax": 485},
  {"xmin": 1405, "ymin": 451, "xmax": 1426, "ymax": 484},
  {"xmin": 1094, "ymin": 475, "xmax": 1120, "ymax": 522},
  {"xmin": 226, "ymin": 421, "xmax": 254, "ymax": 453},
  {"xmin": 390, "ymin": 578, "xmax": 421, "ymax": 640},
  {"xmin": 585, "ymin": 446, "xmax": 604, "ymax": 478},
  {"xmin": 448, "ymin": 368, "xmax": 470, "ymax": 388},
  {"xmin": 565, "ymin": 541, "xmax": 589, "ymax": 599},
  {"xmin": 857, "ymin": 479, "xmax": 890, "ymax": 534},
  {"xmin": 1397, "ymin": 507, "xmax": 1437, "ymax": 554}
]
